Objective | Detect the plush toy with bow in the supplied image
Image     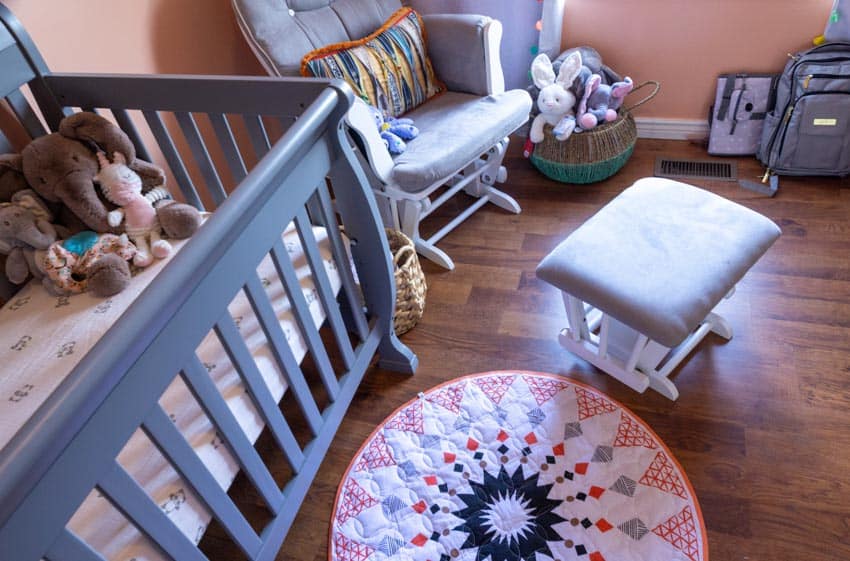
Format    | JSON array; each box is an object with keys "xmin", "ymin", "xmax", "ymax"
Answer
[
  {"xmin": 95, "ymin": 151, "xmax": 171, "ymax": 268},
  {"xmin": 366, "ymin": 105, "xmax": 419, "ymax": 155},
  {"xmin": 577, "ymin": 76, "xmax": 634, "ymax": 131}
]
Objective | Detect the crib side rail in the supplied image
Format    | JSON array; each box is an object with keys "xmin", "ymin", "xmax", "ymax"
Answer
[{"xmin": 0, "ymin": 75, "xmax": 414, "ymax": 561}]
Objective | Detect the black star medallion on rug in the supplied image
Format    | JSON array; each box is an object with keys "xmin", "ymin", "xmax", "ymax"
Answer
[{"xmin": 452, "ymin": 465, "xmax": 566, "ymax": 561}]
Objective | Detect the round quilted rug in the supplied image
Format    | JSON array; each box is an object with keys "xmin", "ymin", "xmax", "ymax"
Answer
[{"xmin": 330, "ymin": 371, "xmax": 707, "ymax": 561}]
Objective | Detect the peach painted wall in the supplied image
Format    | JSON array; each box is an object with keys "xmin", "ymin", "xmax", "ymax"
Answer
[
  {"xmin": 1, "ymin": 0, "xmax": 838, "ymax": 121},
  {"xmin": 563, "ymin": 0, "xmax": 834, "ymax": 120},
  {"xmin": 2, "ymin": 0, "xmax": 262, "ymax": 76}
]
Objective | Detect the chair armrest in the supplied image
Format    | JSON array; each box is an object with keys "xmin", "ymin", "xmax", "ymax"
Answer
[
  {"xmin": 344, "ymin": 98, "xmax": 394, "ymax": 185},
  {"xmin": 422, "ymin": 14, "xmax": 505, "ymax": 96}
]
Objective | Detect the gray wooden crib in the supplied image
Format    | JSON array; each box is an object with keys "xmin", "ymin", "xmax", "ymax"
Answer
[{"xmin": 0, "ymin": 4, "xmax": 416, "ymax": 561}]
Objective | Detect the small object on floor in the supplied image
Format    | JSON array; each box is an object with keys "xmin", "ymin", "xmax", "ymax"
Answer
[
  {"xmin": 739, "ymin": 177, "xmax": 778, "ymax": 197},
  {"xmin": 331, "ymin": 371, "xmax": 708, "ymax": 561},
  {"xmin": 522, "ymin": 136, "xmax": 534, "ymax": 158},
  {"xmin": 536, "ymin": 178, "xmax": 781, "ymax": 400}
]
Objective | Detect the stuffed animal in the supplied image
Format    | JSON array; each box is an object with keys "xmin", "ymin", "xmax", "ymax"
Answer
[
  {"xmin": 577, "ymin": 76, "xmax": 634, "ymax": 130},
  {"xmin": 38, "ymin": 230, "xmax": 135, "ymax": 297},
  {"xmin": 0, "ymin": 154, "xmax": 28, "ymax": 202},
  {"xmin": 529, "ymin": 51, "xmax": 583, "ymax": 143},
  {"xmin": 0, "ymin": 189, "xmax": 58, "ymax": 285},
  {"xmin": 95, "ymin": 151, "xmax": 171, "ymax": 267},
  {"xmin": 366, "ymin": 104, "xmax": 419, "ymax": 155},
  {"xmin": 21, "ymin": 112, "xmax": 201, "ymax": 240}
]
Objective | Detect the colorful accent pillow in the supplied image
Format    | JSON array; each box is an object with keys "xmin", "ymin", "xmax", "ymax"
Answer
[{"xmin": 300, "ymin": 7, "xmax": 443, "ymax": 118}]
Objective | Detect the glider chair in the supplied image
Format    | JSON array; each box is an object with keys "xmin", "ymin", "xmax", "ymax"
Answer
[{"xmin": 233, "ymin": 0, "xmax": 533, "ymax": 269}]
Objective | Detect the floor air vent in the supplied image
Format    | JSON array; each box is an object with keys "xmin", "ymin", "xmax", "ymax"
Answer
[{"xmin": 654, "ymin": 157, "xmax": 737, "ymax": 181}]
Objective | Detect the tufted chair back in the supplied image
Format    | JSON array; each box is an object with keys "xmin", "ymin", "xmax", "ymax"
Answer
[{"xmin": 232, "ymin": 0, "xmax": 403, "ymax": 76}]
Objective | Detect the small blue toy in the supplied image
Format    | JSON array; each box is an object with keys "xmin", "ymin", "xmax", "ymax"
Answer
[{"xmin": 366, "ymin": 105, "xmax": 419, "ymax": 155}]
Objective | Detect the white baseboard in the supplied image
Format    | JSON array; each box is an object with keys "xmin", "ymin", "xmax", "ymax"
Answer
[{"xmin": 635, "ymin": 118, "xmax": 709, "ymax": 140}]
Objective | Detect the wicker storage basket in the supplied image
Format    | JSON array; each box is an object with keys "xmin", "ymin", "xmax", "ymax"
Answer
[
  {"xmin": 385, "ymin": 229, "xmax": 426, "ymax": 335},
  {"xmin": 530, "ymin": 81, "xmax": 660, "ymax": 184}
]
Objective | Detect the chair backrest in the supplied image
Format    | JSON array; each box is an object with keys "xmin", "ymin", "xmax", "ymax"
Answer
[{"xmin": 232, "ymin": 0, "xmax": 402, "ymax": 76}]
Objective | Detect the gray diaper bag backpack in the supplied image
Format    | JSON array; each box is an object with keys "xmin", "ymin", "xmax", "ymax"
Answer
[
  {"xmin": 758, "ymin": 42, "xmax": 850, "ymax": 190},
  {"xmin": 709, "ymin": 73, "xmax": 779, "ymax": 156}
]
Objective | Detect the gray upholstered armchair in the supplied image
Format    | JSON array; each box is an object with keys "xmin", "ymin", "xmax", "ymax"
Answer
[{"xmin": 233, "ymin": 0, "xmax": 532, "ymax": 269}]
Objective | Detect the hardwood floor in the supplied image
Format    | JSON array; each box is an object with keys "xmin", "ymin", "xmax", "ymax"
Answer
[{"xmin": 219, "ymin": 138, "xmax": 850, "ymax": 560}]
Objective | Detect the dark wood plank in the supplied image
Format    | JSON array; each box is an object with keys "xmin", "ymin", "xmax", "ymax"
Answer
[{"xmin": 201, "ymin": 137, "xmax": 850, "ymax": 561}]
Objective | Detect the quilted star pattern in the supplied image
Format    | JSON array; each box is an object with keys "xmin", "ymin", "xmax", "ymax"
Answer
[
  {"xmin": 639, "ymin": 451, "xmax": 688, "ymax": 499},
  {"xmin": 426, "ymin": 382, "xmax": 466, "ymax": 413},
  {"xmin": 652, "ymin": 506, "xmax": 700, "ymax": 561},
  {"xmin": 473, "ymin": 374, "xmax": 515, "ymax": 405},
  {"xmin": 353, "ymin": 431, "xmax": 396, "ymax": 472},
  {"xmin": 613, "ymin": 412, "xmax": 658, "ymax": 449},
  {"xmin": 336, "ymin": 479, "xmax": 378, "ymax": 524},
  {"xmin": 523, "ymin": 375, "xmax": 571, "ymax": 405},
  {"xmin": 331, "ymin": 372, "xmax": 706, "ymax": 561},
  {"xmin": 386, "ymin": 401, "xmax": 424, "ymax": 434},
  {"xmin": 575, "ymin": 387, "xmax": 618, "ymax": 420}
]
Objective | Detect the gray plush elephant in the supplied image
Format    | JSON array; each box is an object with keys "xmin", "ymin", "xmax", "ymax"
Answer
[{"xmin": 0, "ymin": 189, "xmax": 58, "ymax": 285}]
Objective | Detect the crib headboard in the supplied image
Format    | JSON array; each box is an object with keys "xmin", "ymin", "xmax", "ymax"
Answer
[{"xmin": 0, "ymin": 4, "xmax": 416, "ymax": 560}]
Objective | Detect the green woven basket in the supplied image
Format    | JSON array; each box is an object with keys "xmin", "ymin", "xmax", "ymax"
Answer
[{"xmin": 530, "ymin": 81, "xmax": 660, "ymax": 184}]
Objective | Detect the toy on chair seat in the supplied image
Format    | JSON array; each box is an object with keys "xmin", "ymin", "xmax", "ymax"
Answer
[
  {"xmin": 366, "ymin": 104, "xmax": 419, "ymax": 155},
  {"xmin": 95, "ymin": 151, "xmax": 171, "ymax": 268}
]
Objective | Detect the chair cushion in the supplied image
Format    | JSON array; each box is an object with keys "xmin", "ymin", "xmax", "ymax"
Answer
[
  {"xmin": 392, "ymin": 90, "xmax": 532, "ymax": 192},
  {"xmin": 301, "ymin": 7, "xmax": 443, "ymax": 117},
  {"xmin": 536, "ymin": 178, "xmax": 781, "ymax": 347}
]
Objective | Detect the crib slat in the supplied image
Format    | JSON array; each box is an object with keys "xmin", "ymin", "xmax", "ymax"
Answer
[
  {"xmin": 208, "ymin": 113, "xmax": 248, "ymax": 182},
  {"xmin": 214, "ymin": 316, "xmax": 305, "ymax": 471},
  {"xmin": 316, "ymin": 182, "xmax": 369, "ymax": 340},
  {"xmin": 294, "ymin": 209, "xmax": 355, "ymax": 371},
  {"xmin": 243, "ymin": 115, "xmax": 271, "ymax": 159},
  {"xmin": 99, "ymin": 461, "xmax": 208, "ymax": 561},
  {"xmin": 268, "ymin": 239, "xmax": 340, "ymax": 401},
  {"xmin": 242, "ymin": 273, "xmax": 326, "ymax": 432},
  {"xmin": 175, "ymin": 112, "xmax": 228, "ymax": 207},
  {"xmin": 112, "ymin": 108, "xmax": 152, "ymax": 162},
  {"xmin": 142, "ymin": 110, "xmax": 204, "ymax": 210},
  {"xmin": 142, "ymin": 404, "xmax": 262, "ymax": 558},
  {"xmin": 46, "ymin": 529, "xmax": 107, "ymax": 561},
  {"xmin": 5, "ymin": 90, "xmax": 48, "ymax": 138},
  {"xmin": 181, "ymin": 358, "xmax": 283, "ymax": 514}
]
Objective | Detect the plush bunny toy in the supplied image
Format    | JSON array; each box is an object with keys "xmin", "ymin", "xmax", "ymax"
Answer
[
  {"xmin": 95, "ymin": 151, "xmax": 171, "ymax": 268},
  {"xmin": 529, "ymin": 51, "xmax": 583, "ymax": 143}
]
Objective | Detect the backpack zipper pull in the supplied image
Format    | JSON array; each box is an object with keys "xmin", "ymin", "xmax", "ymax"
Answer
[
  {"xmin": 784, "ymin": 106, "xmax": 794, "ymax": 122},
  {"xmin": 803, "ymin": 74, "xmax": 812, "ymax": 89},
  {"xmin": 762, "ymin": 168, "xmax": 772, "ymax": 183},
  {"xmin": 788, "ymin": 52, "xmax": 801, "ymax": 61}
]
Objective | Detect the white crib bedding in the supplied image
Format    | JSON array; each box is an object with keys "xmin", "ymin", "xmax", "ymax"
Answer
[{"xmin": 0, "ymin": 223, "xmax": 342, "ymax": 561}]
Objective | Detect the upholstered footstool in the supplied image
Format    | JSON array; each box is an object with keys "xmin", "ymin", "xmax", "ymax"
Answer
[{"xmin": 536, "ymin": 178, "xmax": 781, "ymax": 400}]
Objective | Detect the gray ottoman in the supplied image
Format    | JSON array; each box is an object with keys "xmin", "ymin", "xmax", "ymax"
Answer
[{"xmin": 537, "ymin": 178, "xmax": 781, "ymax": 399}]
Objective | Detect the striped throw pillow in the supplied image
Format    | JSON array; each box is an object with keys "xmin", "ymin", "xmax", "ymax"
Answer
[{"xmin": 300, "ymin": 7, "xmax": 443, "ymax": 118}]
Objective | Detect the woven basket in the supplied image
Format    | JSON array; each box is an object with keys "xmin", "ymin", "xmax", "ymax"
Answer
[
  {"xmin": 385, "ymin": 229, "xmax": 426, "ymax": 336},
  {"xmin": 530, "ymin": 81, "xmax": 660, "ymax": 184}
]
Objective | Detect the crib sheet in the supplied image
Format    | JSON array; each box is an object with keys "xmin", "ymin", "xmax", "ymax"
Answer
[{"xmin": 0, "ymin": 223, "xmax": 341, "ymax": 560}]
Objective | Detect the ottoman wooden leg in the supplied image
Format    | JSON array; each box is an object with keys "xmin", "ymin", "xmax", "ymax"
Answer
[{"xmin": 558, "ymin": 293, "xmax": 737, "ymax": 400}]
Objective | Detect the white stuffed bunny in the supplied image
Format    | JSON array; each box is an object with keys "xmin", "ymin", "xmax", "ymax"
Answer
[{"xmin": 529, "ymin": 51, "xmax": 583, "ymax": 143}]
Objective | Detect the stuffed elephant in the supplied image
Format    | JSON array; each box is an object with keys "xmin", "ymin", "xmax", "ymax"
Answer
[
  {"xmin": 0, "ymin": 189, "xmax": 58, "ymax": 284},
  {"xmin": 0, "ymin": 154, "xmax": 28, "ymax": 202},
  {"xmin": 21, "ymin": 112, "xmax": 199, "ymax": 239}
]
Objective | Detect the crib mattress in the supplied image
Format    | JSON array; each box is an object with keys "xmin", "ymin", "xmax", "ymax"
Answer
[{"xmin": 0, "ymin": 223, "xmax": 341, "ymax": 560}]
